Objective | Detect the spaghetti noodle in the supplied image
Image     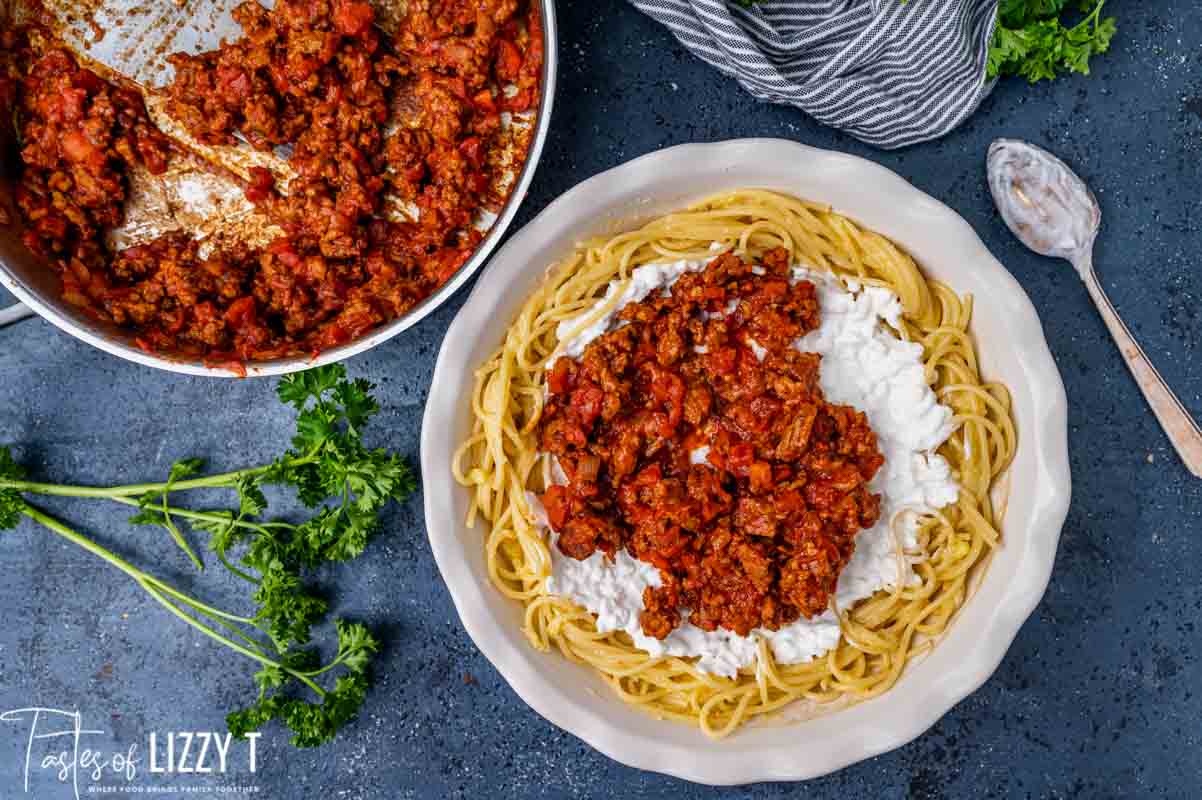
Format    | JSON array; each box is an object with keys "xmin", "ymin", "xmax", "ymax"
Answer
[{"xmin": 452, "ymin": 189, "xmax": 1016, "ymax": 738}]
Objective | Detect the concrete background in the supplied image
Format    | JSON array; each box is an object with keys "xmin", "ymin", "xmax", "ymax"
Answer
[{"xmin": 3, "ymin": 1, "xmax": 1202, "ymax": 797}]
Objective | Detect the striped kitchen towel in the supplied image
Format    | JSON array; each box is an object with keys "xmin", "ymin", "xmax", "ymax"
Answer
[{"xmin": 628, "ymin": 0, "xmax": 999, "ymax": 149}]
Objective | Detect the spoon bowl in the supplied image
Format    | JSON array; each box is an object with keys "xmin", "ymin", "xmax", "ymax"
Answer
[{"xmin": 987, "ymin": 139, "xmax": 1100, "ymax": 269}]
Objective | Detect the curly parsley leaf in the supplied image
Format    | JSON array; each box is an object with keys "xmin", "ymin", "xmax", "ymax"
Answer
[
  {"xmin": 169, "ymin": 458, "xmax": 206, "ymax": 483},
  {"xmin": 1, "ymin": 448, "xmax": 27, "ymax": 481},
  {"xmin": 253, "ymin": 563, "xmax": 328, "ymax": 649},
  {"xmin": 237, "ymin": 476, "xmax": 268, "ymax": 517},
  {"xmin": 190, "ymin": 511, "xmax": 241, "ymax": 555},
  {"xmin": 277, "ymin": 364, "xmax": 347, "ymax": 410},
  {"xmin": 228, "ymin": 671, "xmax": 370, "ymax": 748},
  {"xmin": 989, "ymin": 0, "xmax": 1116, "ymax": 83},
  {"xmin": 295, "ymin": 507, "xmax": 364, "ymax": 564},
  {"xmin": 0, "ymin": 447, "xmax": 25, "ymax": 530},
  {"xmin": 226, "ymin": 698, "xmax": 285, "ymax": 741},
  {"xmin": 292, "ymin": 402, "xmax": 341, "ymax": 454},
  {"xmin": 334, "ymin": 379, "xmax": 379, "ymax": 438},
  {"xmin": 0, "ymin": 492, "xmax": 22, "ymax": 531},
  {"xmin": 252, "ymin": 648, "xmax": 321, "ymax": 697},
  {"xmin": 334, "ymin": 620, "xmax": 378, "ymax": 674},
  {"xmin": 252, "ymin": 664, "xmax": 290, "ymax": 696}
]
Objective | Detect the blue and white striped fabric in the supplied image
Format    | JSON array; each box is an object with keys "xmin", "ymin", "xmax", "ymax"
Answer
[{"xmin": 627, "ymin": 0, "xmax": 999, "ymax": 149}]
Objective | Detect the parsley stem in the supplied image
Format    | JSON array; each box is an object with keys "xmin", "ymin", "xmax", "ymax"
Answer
[
  {"xmin": 108, "ymin": 495, "xmax": 287, "ymax": 537},
  {"xmin": 145, "ymin": 577, "xmax": 259, "ymax": 626},
  {"xmin": 213, "ymin": 548, "xmax": 261, "ymax": 585},
  {"xmin": 140, "ymin": 582, "xmax": 325, "ymax": 697},
  {"xmin": 1072, "ymin": 0, "xmax": 1104, "ymax": 35},
  {"xmin": 298, "ymin": 655, "xmax": 345, "ymax": 678},
  {"xmin": 114, "ymin": 498, "xmax": 278, "ymax": 536},
  {"xmin": 1, "ymin": 488, "xmax": 272, "ymax": 582},
  {"xmin": 0, "ymin": 456, "xmax": 318, "ymax": 499},
  {"xmin": 20, "ymin": 503, "xmax": 325, "ymax": 697},
  {"xmin": 20, "ymin": 504, "xmax": 256, "ymax": 627},
  {"xmin": 104, "ymin": 496, "xmax": 269, "ymax": 583},
  {"xmin": 154, "ymin": 589, "xmax": 272, "ymax": 657},
  {"xmin": 158, "ymin": 503, "xmax": 205, "ymax": 572},
  {"xmin": 22, "ymin": 503, "xmax": 147, "ymax": 579}
]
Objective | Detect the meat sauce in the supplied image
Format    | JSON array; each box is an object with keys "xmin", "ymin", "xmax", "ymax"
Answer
[
  {"xmin": 538, "ymin": 250, "xmax": 886, "ymax": 640},
  {"xmin": 3, "ymin": 35, "xmax": 173, "ymax": 317},
  {"xmin": 2, "ymin": 0, "xmax": 542, "ymax": 366}
]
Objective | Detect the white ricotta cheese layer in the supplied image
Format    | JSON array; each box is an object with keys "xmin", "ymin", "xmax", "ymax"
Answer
[
  {"xmin": 548, "ymin": 258, "xmax": 708, "ymax": 367},
  {"xmin": 534, "ymin": 254, "xmax": 958, "ymax": 677}
]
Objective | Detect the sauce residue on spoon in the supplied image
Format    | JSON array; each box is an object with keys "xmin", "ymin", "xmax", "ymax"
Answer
[{"xmin": 987, "ymin": 138, "xmax": 1101, "ymax": 275}]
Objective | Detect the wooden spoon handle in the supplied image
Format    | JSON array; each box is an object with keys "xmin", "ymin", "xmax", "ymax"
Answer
[{"xmin": 1077, "ymin": 254, "xmax": 1202, "ymax": 477}]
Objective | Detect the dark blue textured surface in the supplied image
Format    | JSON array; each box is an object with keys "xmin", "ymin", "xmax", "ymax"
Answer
[{"xmin": 2, "ymin": 3, "xmax": 1202, "ymax": 798}]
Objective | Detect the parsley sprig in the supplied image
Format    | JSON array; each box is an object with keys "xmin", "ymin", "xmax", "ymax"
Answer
[
  {"xmin": 0, "ymin": 365, "xmax": 416, "ymax": 747},
  {"xmin": 988, "ymin": 0, "xmax": 1117, "ymax": 83},
  {"xmin": 733, "ymin": 1, "xmax": 1117, "ymax": 86}
]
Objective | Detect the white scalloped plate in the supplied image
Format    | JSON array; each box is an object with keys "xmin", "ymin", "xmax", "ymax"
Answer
[{"xmin": 421, "ymin": 139, "xmax": 1070, "ymax": 785}]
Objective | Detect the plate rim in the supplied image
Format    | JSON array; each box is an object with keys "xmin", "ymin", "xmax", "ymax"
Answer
[{"xmin": 421, "ymin": 138, "xmax": 1071, "ymax": 785}]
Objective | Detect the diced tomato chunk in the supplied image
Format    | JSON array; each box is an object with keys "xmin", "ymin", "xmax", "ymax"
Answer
[
  {"xmin": 547, "ymin": 358, "xmax": 574, "ymax": 395},
  {"xmin": 728, "ymin": 443, "xmax": 755, "ymax": 476},
  {"xmin": 472, "ymin": 89, "xmax": 496, "ymax": 112},
  {"xmin": 59, "ymin": 130, "xmax": 96, "ymax": 163},
  {"xmin": 245, "ymin": 166, "xmax": 276, "ymax": 204},
  {"xmin": 541, "ymin": 485, "xmax": 570, "ymax": 530},
  {"xmin": 332, "ymin": 0, "xmax": 374, "ymax": 36},
  {"xmin": 224, "ymin": 296, "xmax": 257, "ymax": 328},
  {"xmin": 570, "ymin": 382, "xmax": 604, "ymax": 427},
  {"xmin": 459, "ymin": 136, "xmax": 483, "ymax": 169},
  {"xmin": 708, "ymin": 347, "xmax": 738, "ymax": 375},
  {"xmin": 495, "ymin": 39, "xmax": 522, "ymax": 83}
]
